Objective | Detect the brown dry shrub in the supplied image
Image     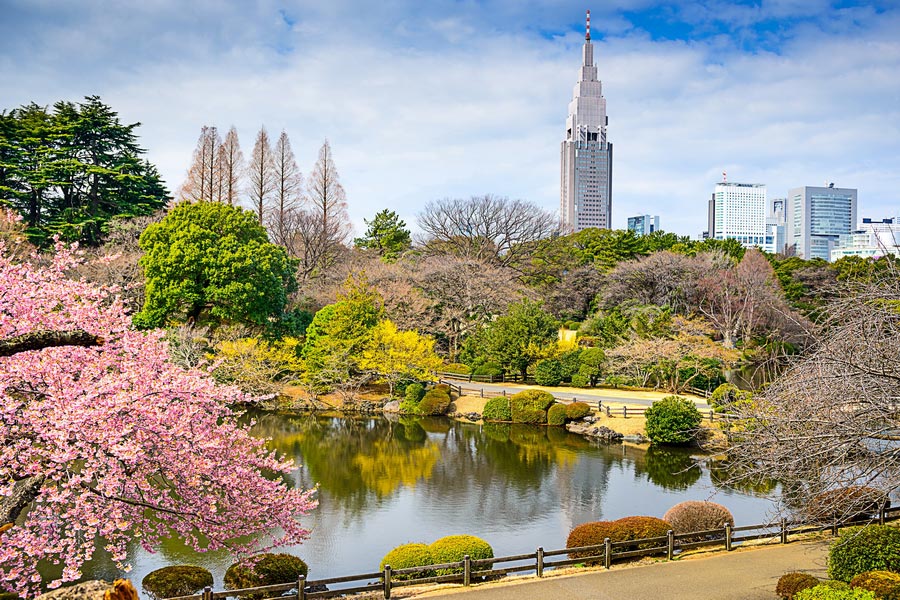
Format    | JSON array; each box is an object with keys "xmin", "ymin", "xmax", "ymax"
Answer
[
  {"xmin": 663, "ymin": 501, "xmax": 734, "ymax": 539},
  {"xmin": 776, "ymin": 572, "xmax": 819, "ymax": 599}
]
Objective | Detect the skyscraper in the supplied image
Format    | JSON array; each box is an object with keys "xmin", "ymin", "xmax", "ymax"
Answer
[
  {"xmin": 560, "ymin": 10, "xmax": 612, "ymax": 232},
  {"xmin": 708, "ymin": 181, "xmax": 767, "ymax": 248},
  {"xmin": 627, "ymin": 214, "xmax": 659, "ymax": 236},
  {"xmin": 786, "ymin": 184, "xmax": 857, "ymax": 260}
]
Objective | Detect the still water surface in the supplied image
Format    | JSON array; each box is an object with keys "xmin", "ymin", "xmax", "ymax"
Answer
[{"xmin": 73, "ymin": 412, "xmax": 776, "ymax": 593}]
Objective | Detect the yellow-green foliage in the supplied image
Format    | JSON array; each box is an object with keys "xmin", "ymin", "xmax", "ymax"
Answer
[
  {"xmin": 358, "ymin": 320, "xmax": 443, "ymax": 389},
  {"xmin": 417, "ymin": 387, "xmax": 451, "ymax": 415},
  {"xmin": 565, "ymin": 401, "xmax": 592, "ymax": 420},
  {"xmin": 443, "ymin": 363, "xmax": 471, "ymax": 375},
  {"xmin": 828, "ymin": 526, "xmax": 900, "ymax": 582},
  {"xmin": 482, "ymin": 397, "xmax": 511, "ymax": 421},
  {"xmin": 211, "ymin": 337, "xmax": 303, "ymax": 393},
  {"xmin": 548, "ymin": 403, "xmax": 567, "ymax": 426},
  {"xmin": 224, "ymin": 553, "xmax": 308, "ymax": 589},
  {"xmin": 850, "ymin": 571, "xmax": 900, "ymax": 599},
  {"xmin": 379, "ymin": 543, "xmax": 436, "ymax": 580},
  {"xmin": 142, "ymin": 566, "xmax": 213, "ymax": 599},
  {"xmin": 428, "ymin": 535, "xmax": 494, "ymax": 575},
  {"xmin": 776, "ymin": 573, "xmax": 820, "ymax": 599},
  {"xmin": 795, "ymin": 585, "xmax": 876, "ymax": 599},
  {"xmin": 510, "ymin": 389, "xmax": 554, "ymax": 424}
]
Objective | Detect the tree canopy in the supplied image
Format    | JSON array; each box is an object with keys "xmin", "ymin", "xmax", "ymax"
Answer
[
  {"xmin": 135, "ymin": 201, "xmax": 296, "ymax": 328},
  {"xmin": 0, "ymin": 96, "xmax": 169, "ymax": 245},
  {"xmin": 354, "ymin": 209, "xmax": 411, "ymax": 261}
]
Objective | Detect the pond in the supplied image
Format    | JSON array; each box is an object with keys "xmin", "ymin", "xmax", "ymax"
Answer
[{"xmin": 67, "ymin": 412, "xmax": 776, "ymax": 594}]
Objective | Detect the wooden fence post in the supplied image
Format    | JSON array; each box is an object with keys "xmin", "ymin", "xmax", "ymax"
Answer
[
  {"xmin": 605, "ymin": 405, "xmax": 610, "ymax": 417},
  {"xmin": 463, "ymin": 555, "xmax": 471, "ymax": 586},
  {"xmin": 383, "ymin": 565, "xmax": 392, "ymax": 600},
  {"xmin": 780, "ymin": 518, "xmax": 787, "ymax": 544},
  {"xmin": 832, "ymin": 521, "xmax": 839, "ymax": 537},
  {"xmin": 481, "ymin": 388, "xmax": 484, "ymax": 398},
  {"xmin": 725, "ymin": 523, "xmax": 732, "ymax": 551},
  {"xmin": 202, "ymin": 587, "xmax": 212, "ymax": 600},
  {"xmin": 881, "ymin": 505, "xmax": 887, "ymax": 526},
  {"xmin": 297, "ymin": 575, "xmax": 306, "ymax": 600},
  {"xmin": 667, "ymin": 530, "xmax": 674, "ymax": 560},
  {"xmin": 623, "ymin": 406, "xmax": 628, "ymax": 419},
  {"xmin": 604, "ymin": 537, "xmax": 612, "ymax": 569},
  {"xmin": 503, "ymin": 390, "xmax": 506, "ymax": 397},
  {"xmin": 536, "ymin": 547, "xmax": 544, "ymax": 578},
  {"xmin": 709, "ymin": 410, "xmax": 714, "ymax": 421}
]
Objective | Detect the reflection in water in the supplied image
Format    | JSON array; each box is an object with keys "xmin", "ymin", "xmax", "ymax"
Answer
[{"xmin": 67, "ymin": 413, "xmax": 774, "ymax": 597}]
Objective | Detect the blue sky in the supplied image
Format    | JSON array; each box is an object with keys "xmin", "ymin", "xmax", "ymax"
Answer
[{"xmin": 2, "ymin": 0, "xmax": 898, "ymax": 237}]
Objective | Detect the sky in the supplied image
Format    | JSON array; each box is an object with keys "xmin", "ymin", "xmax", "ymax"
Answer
[{"xmin": 2, "ymin": 0, "xmax": 899, "ymax": 237}]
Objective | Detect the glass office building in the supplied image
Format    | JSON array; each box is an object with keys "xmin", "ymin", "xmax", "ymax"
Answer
[{"xmin": 786, "ymin": 185, "xmax": 857, "ymax": 260}]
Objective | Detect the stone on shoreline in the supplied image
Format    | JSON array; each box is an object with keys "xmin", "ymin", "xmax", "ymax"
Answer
[{"xmin": 566, "ymin": 422, "xmax": 625, "ymax": 442}]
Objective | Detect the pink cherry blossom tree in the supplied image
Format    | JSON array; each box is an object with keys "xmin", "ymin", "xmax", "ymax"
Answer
[{"xmin": 0, "ymin": 212, "xmax": 316, "ymax": 597}]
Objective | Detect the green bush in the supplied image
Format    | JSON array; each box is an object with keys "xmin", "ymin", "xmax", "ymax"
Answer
[
  {"xmin": 777, "ymin": 573, "xmax": 820, "ymax": 599},
  {"xmin": 224, "ymin": 553, "xmax": 308, "ymax": 590},
  {"xmin": 570, "ymin": 373, "xmax": 590, "ymax": 388},
  {"xmin": 645, "ymin": 396, "xmax": 702, "ymax": 445},
  {"xmin": 510, "ymin": 389, "xmax": 554, "ymax": 423},
  {"xmin": 850, "ymin": 571, "xmax": 900, "ymax": 599},
  {"xmin": 428, "ymin": 535, "xmax": 494, "ymax": 575},
  {"xmin": 565, "ymin": 401, "xmax": 592, "ymax": 420},
  {"xmin": 514, "ymin": 407, "xmax": 547, "ymax": 424},
  {"xmin": 828, "ymin": 526, "xmax": 900, "ymax": 582},
  {"xmin": 795, "ymin": 585, "xmax": 876, "ymax": 600},
  {"xmin": 663, "ymin": 501, "xmax": 734, "ymax": 538},
  {"xmin": 417, "ymin": 388, "xmax": 451, "ymax": 415},
  {"xmin": 404, "ymin": 383, "xmax": 426, "ymax": 405},
  {"xmin": 559, "ymin": 349, "xmax": 583, "ymax": 381},
  {"xmin": 534, "ymin": 359, "xmax": 563, "ymax": 386},
  {"xmin": 379, "ymin": 543, "xmax": 435, "ymax": 580},
  {"xmin": 547, "ymin": 403, "xmax": 568, "ymax": 426},
  {"xmin": 142, "ymin": 565, "xmax": 213, "ymax": 599},
  {"xmin": 482, "ymin": 397, "xmax": 511, "ymax": 421},
  {"xmin": 473, "ymin": 362, "xmax": 504, "ymax": 378},
  {"xmin": 443, "ymin": 363, "xmax": 470, "ymax": 375}
]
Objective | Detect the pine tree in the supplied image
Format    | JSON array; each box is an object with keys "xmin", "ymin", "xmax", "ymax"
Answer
[{"xmin": 247, "ymin": 127, "xmax": 275, "ymax": 225}]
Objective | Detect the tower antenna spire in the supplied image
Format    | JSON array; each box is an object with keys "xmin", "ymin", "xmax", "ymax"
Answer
[{"xmin": 586, "ymin": 9, "xmax": 591, "ymax": 41}]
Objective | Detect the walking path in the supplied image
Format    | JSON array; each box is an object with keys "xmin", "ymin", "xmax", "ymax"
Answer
[
  {"xmin": 448, "ymin": 380, "xmax": 710, "ymax": 408},
  {"xmin": 415, "ymin": 540, "xmax": 830, "ymax": 600}
]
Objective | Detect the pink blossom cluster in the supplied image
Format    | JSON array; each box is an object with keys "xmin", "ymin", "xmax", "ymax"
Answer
[{"xmin": 0, "ymin": 240, "xmax": 316, "ymax": 597}]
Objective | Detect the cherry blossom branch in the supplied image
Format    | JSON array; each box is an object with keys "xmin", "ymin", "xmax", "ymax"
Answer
[{"xmin": 0, "ymin": 330, "xmax": 103, "ymax": 357}]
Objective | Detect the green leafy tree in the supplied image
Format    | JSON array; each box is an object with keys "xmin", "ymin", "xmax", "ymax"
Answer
[
  {"xmin": 578, "ymin": 347, "xmax": 605, "ymax": 386},
  {"xmin": 484, "ymin": 300, "xmax": 558, "ymax": 379},
  {"xmin": 0, "ymin": 96, "xmax": 169, "ymax": 245},
  {"xmin": 353, "ymin": 209, "xmax": 411, "ymax": 261},
  {"xmin": 135, "ymin": 201, "xmax": 296, "ymax": 328},
  {"xmin": 644, "ymin": 396, "xmax": 702, "ymax": 445}
]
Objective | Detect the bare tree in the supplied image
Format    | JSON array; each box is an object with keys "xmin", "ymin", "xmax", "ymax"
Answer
[
  {"xmin": 180, "ymin": 126, "xmax": 221, "ymax": 202},
  {"xmin": 417, "ymin": 195, "xmax": 558, "ymax": 268},
  {"xmin": 247, "ymin": 126, "xmax": 275, "ymax": 224},
  {"xmin": 215, "ymin": 126, "xmax": 244, "ymax": 205},
  {"xmin": 266, "ymin": 130, "xmax": 303, "ymax": 245},
  {"xmin": 726, "ymin": 273, "xmax": 900, "ymax": 522}
]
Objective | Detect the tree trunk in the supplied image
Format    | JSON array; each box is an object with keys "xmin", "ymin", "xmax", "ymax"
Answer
[{"xmin": 0, "ymin": 330, "xmax": 102, "ymax": 357}]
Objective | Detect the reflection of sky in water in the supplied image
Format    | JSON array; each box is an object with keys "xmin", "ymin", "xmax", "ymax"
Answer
[{"xmin": 68, "ymin": 414, "xmax": 776, "ymax": 596}]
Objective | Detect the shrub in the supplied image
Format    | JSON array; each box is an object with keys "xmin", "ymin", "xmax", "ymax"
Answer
[
  {"xmin": 434, "ymin": 383, "xmax": 451, "ymax": 393},
  {"xmin": 142, "ymin": 566, "xmax": 213, "ymax": 599},
  {"xmin": 566, "ymin": 521, "xmax": 613, "ymax": 563},
  {"xmin": 795, "ymin": 585, "xmax": 877, "ymax": 600},
  {"xmin": 663, "ymin": 501, "xmax": 734, "ymax": 538},
  {"xmin": 559, "ymin": 349, "xmax": 583, "ymax": 381},
  {"xmin": 644, "ymin": 396, "xmax": 702, "ymax": 445},
  {"xmin": 570, "ymin": 373, "xmax": 590, "ymax": 388},
  {"xmin": 224, "ymin": 553, "xmax": 308, "ymax": 590},
  {"xmin": 828, "ymin": 525, "xmax": 900, "ymax": 582},
  {"xmin": 808, "ymin": 487, "xmax": 889, "ymax": 522},
  {"xmin": 443, "ymin": 363, "xmax": 470, "ymax": 375},
  {"xmin": 428, "ymin": 535, "xmax": 493, "ymax": 575},
  {"xmin": 482, "ymin": 397, "xmax": 511, "ymax": 422},
  {"xmin": 404, "ymin": 383, "xmax": 426, "ymax": 405},
  {"xmin": 777, "ymin": 573, "xmax": 820, "ymax": 599},
  {"xmin": 709, "ymin": 383, "xmax": 752, "ymax": 412},
  {"xmin": 547, "ymin": 403, "xmax": 568, "ymax": 426},
  {"xmin": 510, "ymin": 389, "xmax": 554, "ymax": 423},
  {"xmin": 417, "ymin": 388, "xmax": 451, "ymax": 415},
  {"xmin": 514, "ymin": 407, "xmax": 547, "ymax": 424},
  {"xmin": 379, "ymin": 543, "xmax": 435, "ymax": 580},
  {"xmin": 850, "ymin": 571, "xmax": 900, "ymax": 599},
  {"xmin": 565, "ymin": 401, "xmax": 591, "ymax": 420},
  {"xmin": 473, "ymin": 362, "xmax": 503, "ymax": 378},
  {"xmin": 534, "ymin": 359, "xmax": 563, "ymax": 386},
  {"xmin": 566, "ymin": 516, "xmax": 671, "ymax": 561}
]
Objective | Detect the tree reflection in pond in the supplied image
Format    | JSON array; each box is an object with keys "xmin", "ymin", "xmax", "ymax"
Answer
[{"xmin": 633, "ymin": 445, "xmax": 703, "ymax": 491}]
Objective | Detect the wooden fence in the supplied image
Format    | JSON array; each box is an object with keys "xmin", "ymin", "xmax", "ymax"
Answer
[{"xmin": 166, "ymin": 506, "xmax": 900, "ymax": 600}]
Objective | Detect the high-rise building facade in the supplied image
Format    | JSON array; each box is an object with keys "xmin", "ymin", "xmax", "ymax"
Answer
[
  {"xmin": 707, "ymin": 182, "xmax": 767, "ymax": 248},
  {"xmin": 764, "ymin": 198, "xmax": 786, "ymax": 254},
  {"xmin": 560, "ymin": 10, "xmax": 612, "ymax": 232},
  {"xmin": 786, "ymin": 184, "xmax": 857, "ymax": 260},
  {"xmin": 831, "ymin": 217, "xmax": 900, "ymax": 261},
  {"xmin": 628, "ymin": 214, "xmax": 659, "ymax": 236}
]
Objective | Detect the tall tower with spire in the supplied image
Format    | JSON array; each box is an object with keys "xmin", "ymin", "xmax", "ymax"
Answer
[{"xmin": 560, "ymin": 10, "xmax": 613, "ymax": 232}]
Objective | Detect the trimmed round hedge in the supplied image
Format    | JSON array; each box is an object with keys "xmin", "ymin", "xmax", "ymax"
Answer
[
  {"xmin": 850, "ymin": 570, "xmax": 900, "ymax": 599},
  {"xmin": 565, "ymin": 401, "xmax": 591, "ymax": 420},
  {"xmin": 142, "ymin": 566, "xmax": 213, "ymax": 599},
  {"xmin": 379, "ymin": 543, "xmax": 436, "ymax": 580},
  {"xmin": 777, "ymin": 572, "xmax": 820, "ymax": 600},
  {"xmin": 566, "ymin": 521, "xmax": 613, "ymax": 563},
  {"xmin": 808, "ymin": 487, "xmax": 889, "ymax": 522},
  {"xmin": 828, "ymin": 525, "xmax": 900, "ymax": 582},
  {"xmin": 645, "ymin": 396, "xmax": 702, "ymax": 445},
  {"xmin": 224, "ymin": 553, "xmax": 308, "ymax": 590},
  {"xmin": 417, "ymin": 388, "xmax": 451, "ymax": 415},
  {"xmin": 534, "ymin": 359, "xmax": 562, "ymax": 386},
  {"xmin": 663, "ymin": 501, "xmax": 734, "ymax": 538},
  {"xmin": 795, "ymin": 585, "xmax": 876, "ymax": 600},
  {"xmin": 482, "ymin": 397, "xmax": 511, "ymax": 422},
  {"xmin": 547, "ymin": 403, "xmax": 568, "ymax": 426},
  {"xmin": 428, "ymin": 535, "xmax": 494, "ymax": 575},
  {"xmin": 473, "ymin": 362, "xmax": 503, "ymax": 378},
  {"xmin": 510, "ymin": 390, "xmax": 554, "ymax": 424},
  {"xmin": 566, "ymin": 516, "xmax": 672, "ymax": 561}
]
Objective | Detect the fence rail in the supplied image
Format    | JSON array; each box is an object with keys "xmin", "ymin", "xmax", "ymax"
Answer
[{"xmin": 168, "ymin": 506, "xmax": 900, "ymax": 600}]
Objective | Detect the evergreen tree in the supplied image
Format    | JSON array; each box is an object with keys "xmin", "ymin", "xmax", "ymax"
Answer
[{"xmin": 354, "ymin": 209, "xmax": 411, "ymax": 261}]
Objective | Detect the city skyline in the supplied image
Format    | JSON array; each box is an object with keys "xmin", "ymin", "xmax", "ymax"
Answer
[{"xmin": 2, "ymin": 1, "xmax": 898, "ymax": 237}]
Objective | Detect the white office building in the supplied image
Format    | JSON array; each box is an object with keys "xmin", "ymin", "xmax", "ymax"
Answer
[
  {"xmin": 628, "ymin": 215, "xmax": 659, "ymax": 236},
  {"xmin": 560, "ymin": 10, "xmax": 613, "ymax": 232},
  {"xmin": 831, "ymin": 217, "xmax": 900, "ymax": 261},
  {"xmin": 763, "ymin": 198, "xmax": 786, "ymax": 254},
  {"xmin": 786, "ymin": 184, "xmax": 857, "ymax": 261},
  {"xmin": 707, "ymin": 182, "xmax": 767, "ymax": 248}
]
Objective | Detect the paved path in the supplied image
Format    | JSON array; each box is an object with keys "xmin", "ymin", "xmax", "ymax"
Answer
[
  {"xmin": 416, "ymin": 541, "xmax": 830, "ymax": 600},
  {"xmin": 446, "ymin": 379, "xmax": 710, "ymax": 408}
]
